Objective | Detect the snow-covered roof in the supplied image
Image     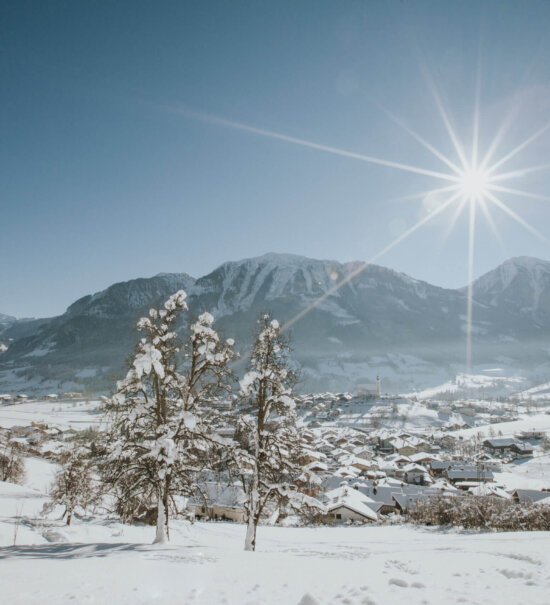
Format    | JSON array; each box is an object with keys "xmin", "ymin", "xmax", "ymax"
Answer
[
  {"xmin": 334, "ymin": 466, "xmax": 360, "ymax": 478},
  {"xmin": 469, "ymin": 484, "xmax": 512, "ymax": 499},
  {"xmin": 512, "ymin": 489, "xmax": 550, "ymax": 504},
  {"xmin": 189, "ymin": 482, "xmax": 247, "ymax": 509},
  {"xmin": 385, "ymin": 454, "xmax": 411, "ymax": 464},
  {"xmin": 392, "ymin": 492, "xmax": 429, "ymax": 512},
  {"xmin": 409, "ymin": 451, "xmax": 440, "ymax": 463},
  {"xmin": 403, "ymin": 463, "xmax": 428, "ymax": 473},
  {"xmin": 305, "ymin": 460, "xmax": 328, "ymax": 472},
  {"xmin": 339, "ymin": 455, "xmax": 372, "ymax": 469},
  {"xmin": 484, "ymin": 438, "xmax": 518, "ymax": 448},
  {"xmin": 446, "ymin": 466, "xmax": 494, "ymax": 481},
  {"xmin": 325, "ymin": 486, "xmax": 378, "ymax": 521}
]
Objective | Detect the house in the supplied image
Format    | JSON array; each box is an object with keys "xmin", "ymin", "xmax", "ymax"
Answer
[
  {"xmin": 511, "ymin": 442, "xmax": 534, "ymax": 457},
  {"xmin": 323, "ymin": 485, "xmax": 379, "ymax": 523},
  {"xmin": 334, "ymin": 466, "xmax": 360, "ymax": 479},
  {"xmin": 355, "ymin": 485, "xmax": 400, "ymax": 515},
  {"xmin": 296, "ymin": 470, "xmax": 323, "ymax": 496},
  {"xmin": 302, "ymin": 430, "xmax": 315, "ymax": 443},
  {"xmin": 437, "ymin": 435, "xmax": 457, "ymax": 449},
  {"xmin": 403, "ymin": 463, "xmax": 432, "ymax": 486},
  {"xmin": 511, "ymin": 489, "xmax": 550, "ymax": 505},
  {"xmin": 483, "ymin": 438, "xmax": 520, "ymax": 455},
  {"xmin": 388, "ymin": 438, "xmax": 417, "ymax": 456},
  {"xmin": 392, "ymin": 492, "xmax": 428, "ymax": 514},
  {"xmin": 377, "ymin": 460, "xmax": 402, "ymax": 479},
  {"xmin": 340, "ymin": 455, "xmax": 373, "ymax": 473},
  {"xmin": 300, "ymin": 449, "xmax": 326, "ymax": 465},
  {"xmin": 473, "ymin": 455, "xmax": 501, "ymax": 471},
  {"xmin": 187, "ymin": 482, "xmax": 247, "ymax": 522},
  {"xmin": 457, "ymin": 406, "xmax": 476, "ymax": 417},
  {"xmin": 469, "ymin": 484, "xmax": 512, "ymax": 499},
  {"xmin": 305, "ymin": 460, "xmax": 328, "ymax": 473},
  {"xmin": 429, "ymin": 460, "xmax": 469, "ymax": 478},
  {"xmin": 515, "ymin": 430, "xmax": 546, "ymax": 440},
  {"xmin": 61, "ymin": 392, "xmax": 83, "ymax": 399},
  {"xmin": 385, "ymin": 454, "xmax": 411, "ymax": 467},
  {"xmin": 445, "ymin": 465, "xmax": 494, "ymax": 484},
  {"xmin": 409, "ymin": 451, "xmax": 440, "ymax": 465}
]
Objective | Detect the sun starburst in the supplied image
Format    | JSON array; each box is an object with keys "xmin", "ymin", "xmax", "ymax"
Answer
[
  {"xmin": 174, "ymin": 66, "xmax": 549, "ymax": 374},
  {"xmin": 459, "ymin": 168, "xmax": 490, "ymax": 199}
]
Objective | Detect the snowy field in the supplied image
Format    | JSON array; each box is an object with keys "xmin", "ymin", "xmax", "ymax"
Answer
[
  {"xmin": 455, "ymin": 413, "xmax": 550, "ymax": 440},
  {"xmin": 1, "ymin": 460, "xmax": 550, "ymax": 605},
  {"xmin": 0, "ymin": 399, "xmax": 103, "ymax": 430},
  {"xmin": 1, "ymin": 511, "xmax": 550, "ymax": 605}
]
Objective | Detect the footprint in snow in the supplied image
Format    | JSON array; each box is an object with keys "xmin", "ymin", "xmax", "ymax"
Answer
[
  {"xmin": 388, "ymin": 578, "xmax": 408, "ymax": 588},
  {"xmin": 297, "ymin": 593, "xmax": 320, "ymax": 605}
]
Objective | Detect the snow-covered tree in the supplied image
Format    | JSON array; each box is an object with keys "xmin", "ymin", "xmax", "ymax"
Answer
[
  {"xmin": 103, "ymin": 291, "xmax": 235, "ymax": 543},
  {"xmin": 236, "ymin": 314, "xmax": 320, "ymax": 551},
  {"xmin": 50, "ymin": 446, "xmax": 96, "ymax": 525},
  {"xmin": 0, "ymin": 443, "xmax": 25, "ymax": 484}
]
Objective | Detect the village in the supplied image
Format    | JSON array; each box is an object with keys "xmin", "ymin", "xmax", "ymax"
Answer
[{"xmin": 2, "ymin": 381, "xmax": 550, "ymax": 529}]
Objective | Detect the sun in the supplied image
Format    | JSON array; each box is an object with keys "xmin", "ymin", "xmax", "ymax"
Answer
[
  {"xmin": 459, "ymin": 167, "xmax": 490, "ymax": 199},
  {"xmin": 179, "ymin": 65, "xmax": 550, "ymax": 374}
]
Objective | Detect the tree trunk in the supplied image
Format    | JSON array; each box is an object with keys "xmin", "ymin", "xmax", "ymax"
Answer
[
  {"xmin": 66, "ymin": 510, "xmax": 72, "ymax": 526},
  {"xmin": 244, "ymin": 473, "xmax": 259, "ymax": 551},
  {"xmin": 164, "ymin": 479, "xmax": 170, "ymax": 541},
  {"xmin": 153, "ymin": 488, "xmax": 167, "ymax": 544},
  {"xmin": 244, "ymin": 514, "xmax": 257, "ymax": 551},
  {"xmin": 245, "ymin": 408, "xmax": 261, "ymax": 552}
]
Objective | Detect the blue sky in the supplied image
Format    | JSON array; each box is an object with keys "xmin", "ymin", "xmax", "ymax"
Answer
[{"xmin": 2, "ymin": 0, "xmax": 550, "ymax": 317}]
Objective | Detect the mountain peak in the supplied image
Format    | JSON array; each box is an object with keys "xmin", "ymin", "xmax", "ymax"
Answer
[
  {"xmin": 228, "ymin": 252, "xmax": 329, "ymax": 268},
  {"xmin": 66, "ymin": 272, "xmax": 197, "ymax": 317},
  {"xmin": 472, "ymin": 255, "xmax": 550, "ymax": 314},
  {"xmin": 503, "ymin": 256, "xmax": 550, "ymax": 270}
]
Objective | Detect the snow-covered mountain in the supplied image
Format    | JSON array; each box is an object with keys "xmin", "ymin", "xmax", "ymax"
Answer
[
  {"xmin": 1, "ymin": 254, "xmax": 549, "ymax": 394},
  {"xmin": 469, "ymin": 256, "xmax": 550, "ymax": 327},
  {"xmin": 0, "ymin": 313, "xmax": 16, "ymax": 334}
]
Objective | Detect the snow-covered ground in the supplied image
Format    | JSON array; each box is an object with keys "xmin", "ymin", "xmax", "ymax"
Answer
[
  {"xmin": 494, "ymin": 456, "xmax": 550, "ymax": 490},
  {"xmin": 454, "ymin": 413, "xmax": 550, "ymax": 440},
  {"xmin": 519, "ymin": 381, "xmax": 550, "ymax": 401},
  {"xmin": 2, "ymin": 393, "xmax": 550, "ymax": 603},
  {"xmin": 0, "ymin": 399, "xmax": 103, "ymax": 430},
  {"xmin": 1, "ymin": 451, "xmax": 550, "ymax": 605},
  {"xmin": 1, "ymin": 508, "xmax": 550, "ymax": 605},
  {"xmin": 402, "ymin": 372, "xmax": 527, "ymax": 400}
]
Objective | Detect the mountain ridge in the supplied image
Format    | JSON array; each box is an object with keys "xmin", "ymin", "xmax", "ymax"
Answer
[{"xmin": 1, "ymin": 253, "xmax": 549, "ymax": 394}]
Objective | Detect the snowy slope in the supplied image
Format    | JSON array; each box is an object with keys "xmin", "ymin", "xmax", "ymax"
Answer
[{"xmin": 518, "ymin": 381, "xmax": 550, "ymax": 401}]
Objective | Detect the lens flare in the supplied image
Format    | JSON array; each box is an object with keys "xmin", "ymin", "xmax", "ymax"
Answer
[{"xmin": 174, "ymin": 67, "xmax": 549, "ymax": 374}]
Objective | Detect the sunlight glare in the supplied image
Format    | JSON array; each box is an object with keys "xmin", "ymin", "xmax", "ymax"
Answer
[{"xmin": 459, "ymin": 168, "xmax": 489, "ymax": 199}]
